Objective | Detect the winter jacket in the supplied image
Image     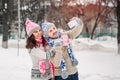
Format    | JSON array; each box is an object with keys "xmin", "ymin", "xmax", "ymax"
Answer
[{"xmin": 50, "ymin": 21, "xmax": 83, "ymax": 76}]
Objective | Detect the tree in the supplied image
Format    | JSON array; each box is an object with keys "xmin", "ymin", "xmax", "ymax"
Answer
[
  {"xmin": 117, "ymin": 0, "xmax": 120, "ymax": 54},
  {"xmin": 45, "ymin": 0, "xmax": 83, "ymax": 30},
  {"xmin": 90, "ymin": 0, "xmax": 112, "ymax": 39},
  {"xmin": 20, "ymin": 0, "xmax": 45, "ymax": 37},
  {"xmin": 80, "ymin": 0, "xmax": 116, "ymax": 39},
  {"xmin": 2, "ymin": 0, "xmax": 14, "ymax": 48}
]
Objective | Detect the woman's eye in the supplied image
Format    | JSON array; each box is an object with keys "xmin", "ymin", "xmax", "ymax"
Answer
[{"xmin": 39, "ymin": 29, "xmax": 41, "ymax": 32}]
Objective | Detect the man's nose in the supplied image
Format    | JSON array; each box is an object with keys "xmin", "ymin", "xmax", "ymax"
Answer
[{"xmin": 53, "ymin": 29, "xmax": 56, "ymax": 33}]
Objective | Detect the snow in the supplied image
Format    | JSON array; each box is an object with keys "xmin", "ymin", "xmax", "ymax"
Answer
[{"xmin": 0, "ymin": 36, "xmax": 120, "ymax": 80}]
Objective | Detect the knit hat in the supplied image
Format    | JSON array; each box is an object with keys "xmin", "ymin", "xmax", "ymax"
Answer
[
  {"xmin": 41, "ymin": 22, "xmax": 55, "ymax": 37},
  {"xmin": 25, "ymin": 18, "xmax": 41, "ymax": 36}
]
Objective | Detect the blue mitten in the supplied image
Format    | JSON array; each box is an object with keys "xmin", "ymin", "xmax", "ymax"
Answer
[
  {"xmin": 61, "ymin": 70, "xmax": 68, "ymax": 79},
  {"xmin": 49, "ymin": 48, "xmax": 56, "ymax": 57},
  {"xmin": 61, "ymin": 59, "xmax": 68, "ymax": 79},
  {"xmin": 46, "ymin": 48, "xmax": 56, "ymax": 59},
  {"xmin": 72, "ymin": 58, "xmax": 78, "ymax": 66}
]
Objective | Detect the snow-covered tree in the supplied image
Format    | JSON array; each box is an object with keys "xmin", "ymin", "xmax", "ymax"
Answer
[
  {"xmin": 116, "ymin": 0, "xmax": 120, "ymax": 54},
  {"xmin": 2, "ymin": 0, "xmax": 14, "ymax": 48}
]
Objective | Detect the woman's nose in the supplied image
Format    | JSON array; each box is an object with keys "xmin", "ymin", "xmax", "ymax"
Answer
[{"xmin": 38, "ymin": 31, "xmax": 41, "ymax": 35}]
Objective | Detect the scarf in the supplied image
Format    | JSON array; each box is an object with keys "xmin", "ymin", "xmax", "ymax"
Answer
[{"xmin": 36, "ymin": 38, "xmax": 44, "ymax": 50}]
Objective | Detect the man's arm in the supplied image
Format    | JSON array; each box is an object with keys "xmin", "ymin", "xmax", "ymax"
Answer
[{"xmin": 62, "ymin": 18, "xmax": 84, "ymax": 39}]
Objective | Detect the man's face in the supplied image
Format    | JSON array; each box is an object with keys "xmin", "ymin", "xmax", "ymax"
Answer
[{"xmin": 48, "ymin": 26, "xmax": 58, "ymax": 38}]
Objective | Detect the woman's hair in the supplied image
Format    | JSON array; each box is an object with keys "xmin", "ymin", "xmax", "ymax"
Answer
[{"xmin": 26, "ymin": 34, "xmax": 47, "ymax": 49}]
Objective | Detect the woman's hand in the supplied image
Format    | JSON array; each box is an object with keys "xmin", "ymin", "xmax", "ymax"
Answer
[{"xmin": 46, "ymin": 48, "xmax": 56, "ymax": 59}]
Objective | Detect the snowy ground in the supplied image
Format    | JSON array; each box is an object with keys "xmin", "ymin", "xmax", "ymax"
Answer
[{"xmin": 0, "ymin": 36, "xmax": 120, "ymax": 80}]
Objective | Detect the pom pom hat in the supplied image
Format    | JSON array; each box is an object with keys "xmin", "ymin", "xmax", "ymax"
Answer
[
  {"xmin": 41, "ymin": 22, "xmax": 55, "ymax": 37},
  {"xmin": 25, "ymin": 18, "xmax": 41, "ymax": 36}
]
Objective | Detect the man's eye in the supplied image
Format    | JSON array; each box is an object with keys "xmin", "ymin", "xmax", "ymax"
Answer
[
  {"xmin": 53, "ymin": 28, "xmax": 55, "ymax": 29},
  {"xmin": 49, "ymin": 29, "xmax": 52, "ymax": 33}
]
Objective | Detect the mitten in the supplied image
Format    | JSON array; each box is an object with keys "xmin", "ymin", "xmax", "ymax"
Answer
[
  {"xmin": 61, "ymin": 70, "xmax": 68, "ymax": 79},
  {"xmin": 49, "ymin": 48, "xmax": 56, "ymax": 57},
  {"xmin": 46, "ymin": 48, "xmax": 56, "ymax": 59},
  {"xmin": 45, "ymin": 68, "xmax": 51, "ymax": 76},
  {"xmin": 39, "ymin": 59, "xmax": 46, "ymax": 74},
  {"xmin": 61, "ymin": 59, "xmax": 68, "ymax": 79},
  {"xmin": 72, "ymin": 58, "xmax": 78, "ymax": 66}
]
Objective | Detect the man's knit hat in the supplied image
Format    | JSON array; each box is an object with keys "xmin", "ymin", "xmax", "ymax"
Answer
[
  {"xmin": 25, "ymin": 18, "xmax": 41, "ymax": 37},
  {"xmin": 41, "ymin": 22, "xmax": 55, "ymax": 37}
]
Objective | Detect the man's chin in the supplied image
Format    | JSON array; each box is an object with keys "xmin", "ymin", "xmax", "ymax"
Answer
[{"xmin": 51, "ymin": 36, "xmax": 58, "ymax": 39}]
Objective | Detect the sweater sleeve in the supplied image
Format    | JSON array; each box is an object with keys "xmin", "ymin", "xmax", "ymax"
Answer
[
  {"xmin": 50, "ymin": 46, "xmax": 63, "ymax": 67},
  {"xmin": 61, "ymin": 18, "xmax": 84, "ymax": 39}
]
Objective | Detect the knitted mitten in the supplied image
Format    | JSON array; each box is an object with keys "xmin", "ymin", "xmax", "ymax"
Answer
[
  {"xmin": 61, "ymin": 59, "xmax": 68, "ymax": 79},
  {"xmin": 46, "ymin": 48, "xmax": 56, "ymax": 60},
  {"xmin": 72, "ymin": 58, "xmax": 78, "ymax": 66},
  {"xmin": 61, "ymin": 70, "xmax": 68, "ymax": 79},
  {"xmin": 67, "ymin": 44, "xmax": 78, "ymax": 66}
]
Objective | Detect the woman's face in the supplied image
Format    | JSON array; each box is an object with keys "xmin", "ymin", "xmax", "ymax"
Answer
[{"xmin": 33, "ymin": 29, "xmax": 43, "ymax": 40}]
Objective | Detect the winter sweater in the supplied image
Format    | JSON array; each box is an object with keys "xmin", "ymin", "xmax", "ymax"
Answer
[
  {"xmin": 29, "ymin": 47, "xmax": 46, "ymax": 70},
  {"xmin": 28, "ymin": 43, "xmax": 55, "ymax": 80}
]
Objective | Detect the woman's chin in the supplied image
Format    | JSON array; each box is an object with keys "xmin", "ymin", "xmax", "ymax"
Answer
[{"xmin": 36, "ymin": 37, "xmax": 42, "ymax": 40}]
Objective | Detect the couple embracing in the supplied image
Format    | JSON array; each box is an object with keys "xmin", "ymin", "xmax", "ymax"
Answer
[{"xmin": 25, "ymin": 17, "xmax": 83, "ymax": 80}]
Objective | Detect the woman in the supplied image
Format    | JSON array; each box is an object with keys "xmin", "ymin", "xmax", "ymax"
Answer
[{"xmin": 25, "ymin": 19, "xmax": 53, "ymax": 80}]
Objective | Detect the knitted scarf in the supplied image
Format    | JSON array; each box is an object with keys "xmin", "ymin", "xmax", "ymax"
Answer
[{"xmin": 36, "ymin": 38, "xmax": 45, "ymax": 51}]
